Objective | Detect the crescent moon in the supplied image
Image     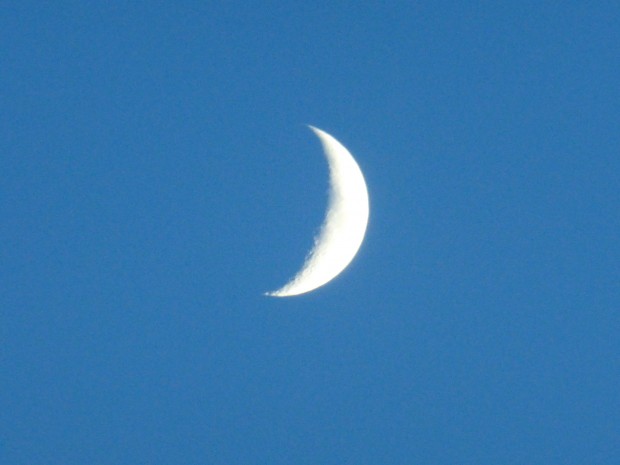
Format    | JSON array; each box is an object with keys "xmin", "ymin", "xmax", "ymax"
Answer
[{"xmin": 266, "ymin": 126, "xmax": 370, "ymax": 297}]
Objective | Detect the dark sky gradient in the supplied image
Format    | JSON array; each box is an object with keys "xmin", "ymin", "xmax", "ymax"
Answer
[{"xmin": 2, "ymin": 2, "xmax": 619, "ymax": 464}]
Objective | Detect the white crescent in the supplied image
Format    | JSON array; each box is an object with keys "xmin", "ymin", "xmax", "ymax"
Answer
[{"xmin": 266, "ymin": 126, "xmax": 370, "ymax": 297}]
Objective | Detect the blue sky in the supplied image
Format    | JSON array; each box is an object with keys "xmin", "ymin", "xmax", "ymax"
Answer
[{"xmin": 2, "ymin": 2, "xmax": 619, "ymax": 464}]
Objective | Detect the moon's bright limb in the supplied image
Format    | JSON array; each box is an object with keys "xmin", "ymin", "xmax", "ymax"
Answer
[{"xmin": 266, "ymin": 126, "xmax": 369, "ymax": 297}]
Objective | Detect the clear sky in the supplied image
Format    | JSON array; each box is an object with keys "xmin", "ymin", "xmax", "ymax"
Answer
[{"xmin": 2, "ymin": 2, "xmax": 619, "ymax": 464}]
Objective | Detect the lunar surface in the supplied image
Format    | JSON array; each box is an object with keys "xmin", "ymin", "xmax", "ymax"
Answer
[{"xmin": 266, "ymin": 126, "xmax": 369, "ymax": 297}]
